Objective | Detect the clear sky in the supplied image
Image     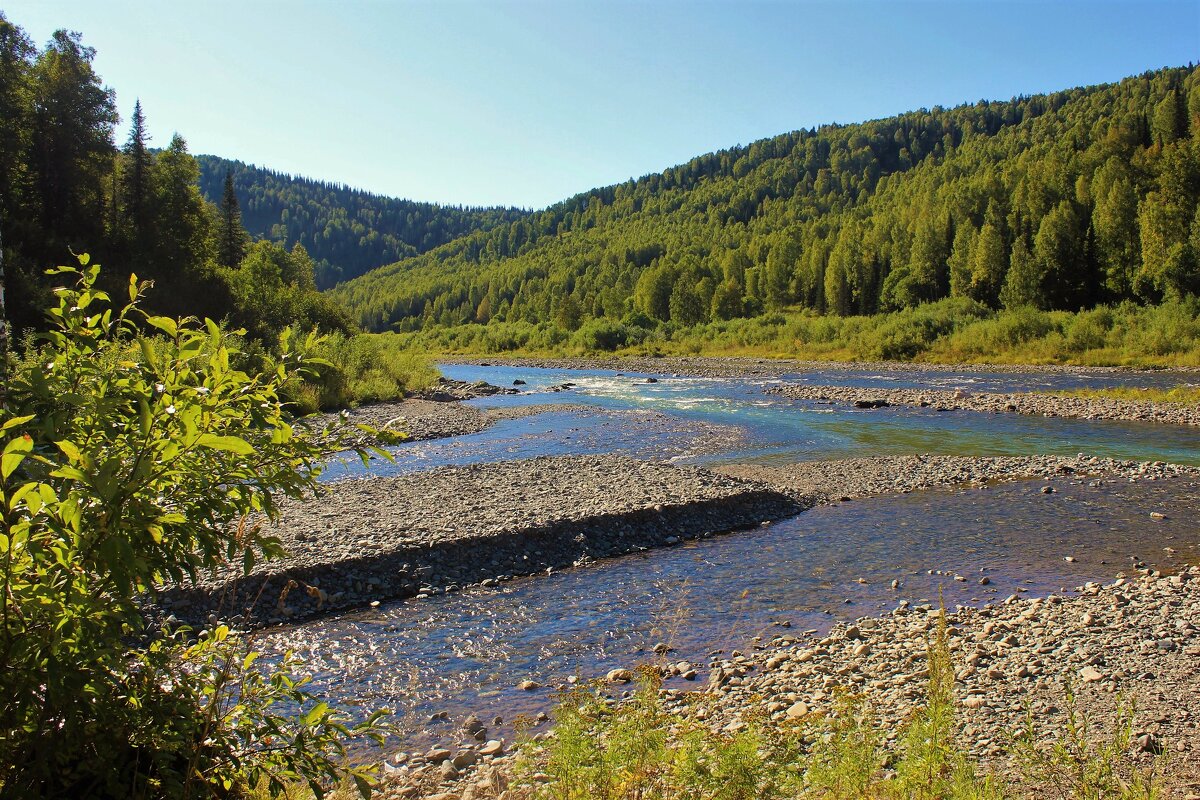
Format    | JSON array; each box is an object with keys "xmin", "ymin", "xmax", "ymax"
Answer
[{"xmin": 5, "ymin": 1, "xmax": 1198, "ymax": 209}]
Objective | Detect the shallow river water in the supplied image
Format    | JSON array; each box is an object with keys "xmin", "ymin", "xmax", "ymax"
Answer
[{"xmin": 268, "ymin": 363, "xmax": 1200, "ymax": 748}]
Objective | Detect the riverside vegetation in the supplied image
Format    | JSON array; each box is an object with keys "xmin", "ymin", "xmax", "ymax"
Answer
[{"xmin": 0, "ymin": 260, "xmax": 389, "ymax": 798}]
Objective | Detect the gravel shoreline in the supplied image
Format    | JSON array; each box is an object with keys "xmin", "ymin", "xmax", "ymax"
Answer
[
  {"xmin": 715, "ymin": 454, "xmax": 1200, "ymax": 504},
  {"xmin": 767, "ymin": 383, "xmax": 1200, "ymax": 426},
  {"xmin": 451, "ymin": 355, "xmax": 1200, "ymax": 380},
  {"xmin": 376, "ymin": 568, "xmax": 1200, "ymax": 800},
  {"xmin": 367, "ymin": 459, "xmax": 1200, "ymax": 800},
  {"xmin": 159, "ymin": 456, "xmax": 802, "ymax": 626},
  {"xmin": 684, "ymin": 566, "xmax": 1200, "ymax": 795},
  {"xmin": 404, "ymin": 567, "xmax": 1200, "ymax": 799}
]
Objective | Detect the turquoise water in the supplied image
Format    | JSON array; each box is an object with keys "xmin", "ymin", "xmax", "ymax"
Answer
[{"xmin": 322, "ymin": 363, "xmax": 1200, "ymax": 481}]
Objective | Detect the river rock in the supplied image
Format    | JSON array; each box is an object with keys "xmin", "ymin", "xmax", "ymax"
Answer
[{"xmin": 607, "ymin": 668, "xmax": 635, "ymax": 683}]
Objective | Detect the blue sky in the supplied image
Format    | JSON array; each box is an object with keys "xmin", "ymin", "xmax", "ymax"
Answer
[{"xmin": 5, "ymin": 1, "xmax": 1198, "ymax": 209}]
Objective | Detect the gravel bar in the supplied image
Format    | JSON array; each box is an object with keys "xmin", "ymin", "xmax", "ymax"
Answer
[
  {"xmin": 312, "ymin": 398, "xmax": 590, "ymax": 446},
  {"xmin": 715, "ymin": 454, "xmax": 1200, "ymax": 504},
  {"xmin": 160, "ymin": 455, "xmax": 803, "ymax": 626},
  {"xmin": 674, "ymin": 566, "xmax": 1200, "ymax": 795},
  {"xmin": 767, "ymin": 383, "xmax": 1200, "ymax": 426}
]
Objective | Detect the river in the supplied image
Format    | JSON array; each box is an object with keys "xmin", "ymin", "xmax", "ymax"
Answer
[{"xmin": 261, "ymin": 363, "xmax": 1200, "ymax": 750}]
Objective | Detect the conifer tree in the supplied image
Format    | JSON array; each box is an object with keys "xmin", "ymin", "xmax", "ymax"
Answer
[
  {"xmin": 121, "ymin": 98, "xmax": 151, "ymax": 235},
  {"xmin": 668, "ymin": 277, "xmax": 705, "ymax": 324},
  {"xmin": 218, "ymin": 168, "xmax": 247, "ymax": 269},
  {"xmin": 1000, "ymin": 236, "xmax": 1043, "ymax": 309},
  {"xmin": 970, "ymin": 222, "xmax": 1007, "ymax": 306}
]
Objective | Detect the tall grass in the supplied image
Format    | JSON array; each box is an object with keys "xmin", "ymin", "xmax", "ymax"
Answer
[{"xmin": 277, "ymin": 331, "xmax": 439, "ymax": 413}]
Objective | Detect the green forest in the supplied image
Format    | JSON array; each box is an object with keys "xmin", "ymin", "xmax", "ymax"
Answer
[
  {"xmin": 331, "ymin": 65, "xmax": 1200, "ymax": 361},
  {"xmin": 0, "ymin": 14, "xmax": 450, "ymax": 409},
  {"xmin": 0, "ymin": 15, "xmax": 352, "ymax": 336},
  {"xmin": 195, "ymin": 156, "xmax": 527, "ymax": 289}
]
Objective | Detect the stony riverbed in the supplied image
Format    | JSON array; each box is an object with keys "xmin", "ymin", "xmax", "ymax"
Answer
[{"xmin": 372, "ymin": 565, "xmax": 1200, "ymax": 800}]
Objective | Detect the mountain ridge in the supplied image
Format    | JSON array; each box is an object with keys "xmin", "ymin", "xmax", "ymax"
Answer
[{"xmin": 194, "ymin": 154, "xmax": 530, "ymax": 289}]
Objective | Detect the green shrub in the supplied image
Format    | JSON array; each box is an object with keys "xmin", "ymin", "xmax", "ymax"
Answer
[
  {"xmin": 0, "ymin": 258, "xmax": 385, "ymax": 798},
  {"xmin": 1013, "ymin": 684, "xmax": 1159, "ymax": 799},
  {"xmin": 574, "ymin": 319, "xmax": 630, "ymax": 351},
  {"xmin": 519, "ymin": 668, "xmax": 802, "ymax": 800}
]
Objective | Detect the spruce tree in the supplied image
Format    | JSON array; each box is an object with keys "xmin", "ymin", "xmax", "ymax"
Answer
[
  {"xmin": 121, "ymin": 98, "xmax": 151, "ymax": 235},
  {"xmin": 218, "ymin": 168, "xmax": 247, "ymax": 269}
]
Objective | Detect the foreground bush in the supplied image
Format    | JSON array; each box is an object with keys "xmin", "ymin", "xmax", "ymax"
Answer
[{"xmin": 0, "ymin": 258, "xmax": 384, "ymax": 798}]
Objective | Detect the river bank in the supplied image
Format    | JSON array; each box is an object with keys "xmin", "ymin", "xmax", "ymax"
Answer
[
  {"xmin": 348, "ymin": 457, "xmax": 1200, "ymax": 800},
  {"xmin": 767, "ymin": 383, "xmax": 1200, "ymax": 426},
  {"xmin": 685, "ymin": 565, "xmax": 1200, "ymax": 796},
  {"xmin": 159, "ymin": 455, "xmax": 802, "ymax": 626},
  {"xmin": 376, "ymin": 548, "xmax": 1200, "ymax": 800}
]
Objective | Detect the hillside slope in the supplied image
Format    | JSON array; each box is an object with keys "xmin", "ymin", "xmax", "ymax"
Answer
[
  {"xmin": 332, "ymin": 66, "xmax": 1199, "ymax": 335},
  {"xmin": 196, "ymin": 155, "xmax": 529, "ymax": 289}
]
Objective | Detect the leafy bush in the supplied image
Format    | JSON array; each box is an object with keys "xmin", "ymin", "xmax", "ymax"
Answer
[
  {"xmin": 0, "ymin": 257, "xmax": 384, "ymax": 798},
  {"xmin": 573, "ymin": 320, "xmax": 630, "ymax": 351}
]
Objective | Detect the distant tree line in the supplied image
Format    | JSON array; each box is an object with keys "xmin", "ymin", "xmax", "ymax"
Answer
[
  {"xmin": 333, "ymin": 65, "xmax": 1200, "ymax": 334},
  {"xmin": 195, "ymin": 156, "xmax": 529, "ymax": 289}
]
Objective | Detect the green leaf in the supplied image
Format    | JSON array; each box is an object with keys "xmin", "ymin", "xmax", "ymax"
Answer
[
  {"xmin": 1, "ymin": 435, "xmax": 33, "ymax": 480},
  {"xmin": 196, "ymin": 434, "xmax": 255, "ymax": 455},
  {"xmin": 302, "ymin": 702, "xmax": 331, "ymax": 727},
  {"xmin": 138, "ymin": 397, "xmax": 152, "ymax": 436},
  {"xmin": 0, "ymin": 415, "xmax": 35, "ymax": 432},
  {"xmin": 138, "ymin": 336, "xmax": 157, "ymax": 369},
  {"xmin": 56, "ymin": 441, "xmax": 83, "ymax": 463},
  {"xmin": 146, "ymin": 316, "xmax": 178, "ymax": 338},
  {"xmin": 48, "ymin": 465, "xmax": 89, "ymax": 483}
]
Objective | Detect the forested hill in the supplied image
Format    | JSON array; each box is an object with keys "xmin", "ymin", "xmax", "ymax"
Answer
[
  {"xmin": 195, "ymin": 155, "xmax": 529, "ymax": 289},
  {"xmin": 333, "ymin": 66, "xmax": 1200, "ymax": 335}
]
